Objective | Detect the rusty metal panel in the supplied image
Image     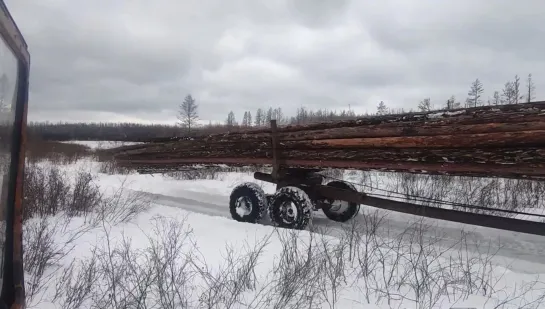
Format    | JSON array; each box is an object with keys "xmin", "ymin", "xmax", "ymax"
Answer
[
  {"xmin": 0, "ymin": 2, "xmax": 29, "ymax": 66},
  {"xmin": 10, "ymin": 69, "xmax": 27, "ymax": 309}
]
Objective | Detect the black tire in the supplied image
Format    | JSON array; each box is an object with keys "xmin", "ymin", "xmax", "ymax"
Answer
[
  {"xmin": 229, "ymin": 182, "xmax": 267, "ymax": 223},
  {"xmin": 268, "ymin": 186, "xmax": 313, "ymax": 230},
  {"xmin": 322, "ymin": 181, "xmax": 360, "ymax": 222}
]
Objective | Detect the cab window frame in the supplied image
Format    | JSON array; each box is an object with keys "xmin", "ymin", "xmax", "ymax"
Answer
[{"xmin": 0, "ymin": 1, "xmax": 30, "ymax": 307}]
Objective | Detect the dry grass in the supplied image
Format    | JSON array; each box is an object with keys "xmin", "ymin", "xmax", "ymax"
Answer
[
  {"xmin": 20, "ymin": 139, "xmax": 545, "ymax": 308},
  {"xmin": 26, "ymin": 139, "xmax": 92, "ymax": 164},
  {"xmin": 26, "ymin": 212, "xmax": 545, "ymax": 309}
]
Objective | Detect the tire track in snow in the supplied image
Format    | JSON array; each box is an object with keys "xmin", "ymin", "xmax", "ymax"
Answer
[{"xmin": 133, "ymin": 188, "xmax": 545, "ymax": 274}]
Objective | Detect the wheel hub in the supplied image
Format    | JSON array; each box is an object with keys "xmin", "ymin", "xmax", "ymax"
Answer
[
  {"xmin": 235, "ymin": 196, "xmax": 252, "ymax": 216},
  {"xmin": 280, "ymin": 201, "xmax": 297, "ymax": 224},
  {"xmin": 327, "ymin": 199, "xmax": 350, "ymax": 213}
]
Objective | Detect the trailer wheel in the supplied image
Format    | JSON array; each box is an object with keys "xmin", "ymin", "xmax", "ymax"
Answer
[
  {"xmin": 229, "ymin": 182, "xmax": 267, "ymax": 223},
  {"xmin": 322, "ymin": 181, "xmax": 360, "ymax": 222},
  {"xmin": 268, "ymin": 186, "xmax": 313, "ymax": 230}
]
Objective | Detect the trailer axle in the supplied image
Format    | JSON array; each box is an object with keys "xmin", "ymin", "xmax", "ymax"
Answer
[{"xmin": 252, "ymin": 169, "xmax": 545, "ymax": 236}]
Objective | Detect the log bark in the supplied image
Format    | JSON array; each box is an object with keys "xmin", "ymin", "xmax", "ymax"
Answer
[
  {"xmin": 114, "ymin": 130, "xmax": 545, "ymax": 154},
  {"xmin": 209, "ymin": 119, "xmax": 545, "ymax": 142},
  {"xmin": 118, "ymin": 146, "xmax": 545, "ymax": 164},
  {"xmin": 121, "ymin": 157, "xmax": 545, "ymax": 180},
  {"xmin": 203, "ymin": 101, "xmax": 545, "ymax": 137},
  {"xmin": 111, "ymin": 102, "xmax": 545, "ymax": 179}
]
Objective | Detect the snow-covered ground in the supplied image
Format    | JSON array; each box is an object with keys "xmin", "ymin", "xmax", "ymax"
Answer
[
  {"xmin": 24, "ymin": 156, "xmax": 545, "ymax": 308},
  {"xmin": 63, "ymin": 159, "xmax": 545, "ymax": 272},
  {"xmin": 60, "ymin": 140, "xmax": 143, "ymax": 150}
]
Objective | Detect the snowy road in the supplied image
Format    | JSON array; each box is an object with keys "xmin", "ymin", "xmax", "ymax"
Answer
[{"xmin": 134, "ymin": 188, "xmax": 545, "ymax": 274}]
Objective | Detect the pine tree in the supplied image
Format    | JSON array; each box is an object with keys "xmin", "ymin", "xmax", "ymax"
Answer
[
  {"xmin": 493, "ymin": 91, "xmax": 501, "ymax": 105},
  {"xmin": 242, "ymin": 111, "xmax": 248, "ymax": 126},
  {"xmin": 274, "ymin": 108, "xmax": 283, "ymax": 124},
  {"xmin": 226, "ymin": 111, "xmax": 236, "ymax": 127},
  {"xmin": 513, "ymin": 75, "xmax": 522, "ymax": 104},
  {"xmin": 247, "ymin": 111, "xmax": 252, "ymax": 127},
  {"xmin": 255, "ymin": 108, "xmax": 263, "ymax": 126},
  {"xmin": 466, "ymin": 78, "xmax": 484, "ymax": 108},
  {"xmin": 446, "ymin": 95, "xmax": 460, "ymax": 109},
  {"xmin": 526, "ymin": 73, "xmax": 536, "ymax": 103},
  {"xmin": 266, "ymin": 108, "xmax": 273, "ymax": 123},
  {"xmin": 177, "ymin": 94, "xmax": 198, "ymax": 133},
  {"xmin": 377, "ymin": 101, "xmax": 387, "ymax": 115},
  {"xmin": 296, "ymin": 107, "xmax": 308, "ymax": 124}
]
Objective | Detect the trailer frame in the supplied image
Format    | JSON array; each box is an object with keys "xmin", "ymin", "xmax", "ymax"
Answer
[{"xmin": 226, "ymin": 120, "xmax": 545, "ymax": 236}]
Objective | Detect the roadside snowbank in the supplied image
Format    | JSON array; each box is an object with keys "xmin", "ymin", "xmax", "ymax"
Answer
[{"xmin": 60, "ymin": 140, "xmax": 143, "ymax": 150}]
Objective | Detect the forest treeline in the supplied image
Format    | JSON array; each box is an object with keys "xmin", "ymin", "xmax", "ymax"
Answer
[
  {"xmin": 27, "ymin": 106, "xmax": 363, "ymax": 142},
  {"xmin": 28, "ymin": 73, "xmax": 538, "ymax": 142}
]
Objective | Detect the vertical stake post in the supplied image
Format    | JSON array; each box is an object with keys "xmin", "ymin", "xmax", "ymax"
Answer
[{"xmin": 270, "ymin": 119, "xmax": 280, "ymax": 183}]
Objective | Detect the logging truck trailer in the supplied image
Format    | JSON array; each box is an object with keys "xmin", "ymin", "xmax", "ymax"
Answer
[
  {"xmin": 231, "ymin": 168, "xmax": 361, "ymax": 230},
  {"xmin": 225, "ymin": 120, "xmax": 545, "ymax": 236},
  {"xmin": 113, "ymin": 109, "xmax": 545, "ymax": 236},
  {"xmin": 229, "ymin": 161, "xmax": 545, "ymax": 236}
]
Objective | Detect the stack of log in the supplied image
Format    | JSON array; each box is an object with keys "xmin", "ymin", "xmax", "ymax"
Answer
[{"xmin": 111, "ymin": 101, "xmax": 545, "ymax": 180}]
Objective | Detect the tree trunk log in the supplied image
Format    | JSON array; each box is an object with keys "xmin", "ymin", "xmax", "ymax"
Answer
[{"xmin": 112, "ymin": 102, "xmax": 545, "ymax": 179}]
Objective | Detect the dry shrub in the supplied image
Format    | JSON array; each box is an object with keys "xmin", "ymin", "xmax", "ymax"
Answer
[
  {"xmin": 94, "ymin": 147, "xmax": 133, "ymax": 176},
  {"xmin": 18, "ymin": 142, "xmax": 545, "ymax": 308},
  {"xmin": 23, "ymin": 214, "xmax": 101, "ymax": 307},
  {"xmin": 39, "ymin": 214, "xmax": 545, "ymax": 309},
  {"xmin": 51, "ymin": 215, "xmax": 196, "ymax": 309},
  {"xmin": 97, "ymin": 182, "xmax": 151, "ymax": 224},
  {"xmin": 336, "ymin": 213, "xmax": 545, "ymax": 308},
  {"xmin": 26, "ymin": 139, "xmax": 93, "ymax": 164},
  {"xmin": 333, "ymin": 170, "xmax": 545, "ymax": 216},
  {"xmin": 164, "ymin": 166, "xmax": 267, "ymax": 181},
  {"xmin": 97, "ymin": 159, "xmax": 132, "ymax": 175},
  {"xmin": 22, "ymin": 163, "xmax": 151, "ymax": 307},
  {"xmin": 23, "ymin": 217, "xmax": 64, "ymax": 304},
  {"xmin": 23, "ymin": 163, "xmax": 102, "ymax": 220}
]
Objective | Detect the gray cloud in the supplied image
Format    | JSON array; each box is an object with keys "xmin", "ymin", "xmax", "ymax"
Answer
[{"xmin": 5, "ymin": 0, "xmax": 545, "ymax": 124}]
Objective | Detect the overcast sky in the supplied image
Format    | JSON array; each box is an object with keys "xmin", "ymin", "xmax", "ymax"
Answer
[{"xmin": 5, "ymin": 0, "xmax": 545, "ymax": 124}]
